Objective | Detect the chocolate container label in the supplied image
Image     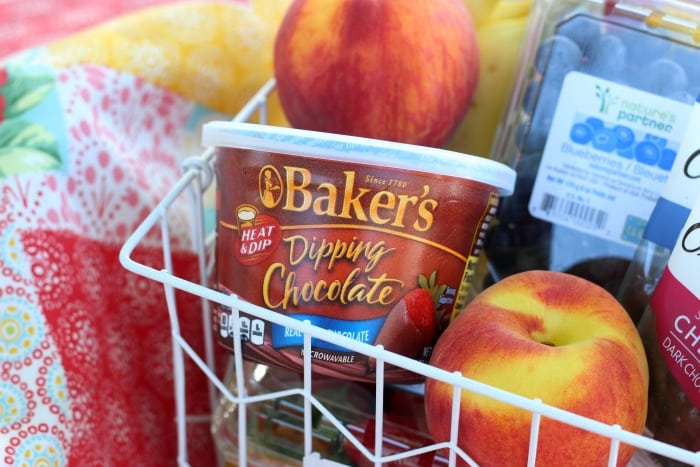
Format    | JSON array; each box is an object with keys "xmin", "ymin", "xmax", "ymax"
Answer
[
  {"xmin": 650, "ymin": 212, "xmax": 700, "ymax": 408},
  {"xmin": 213, "ymin": 148, "xmax": 499, "ymax": 383}
]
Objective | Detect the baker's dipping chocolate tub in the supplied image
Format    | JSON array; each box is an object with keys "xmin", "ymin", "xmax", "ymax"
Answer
[{"xmin": 204, "ymin": 122, "xmax": 515, "ymax": 383}]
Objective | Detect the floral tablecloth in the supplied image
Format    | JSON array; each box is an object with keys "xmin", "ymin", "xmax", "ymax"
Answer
[{"xmin": 0, "ymin": 1, "xmax": 289, "ymax": 465}]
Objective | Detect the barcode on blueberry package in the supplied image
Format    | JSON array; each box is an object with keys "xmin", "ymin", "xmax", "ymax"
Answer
[{"xmin": 539, "ymin": 193, "xmax": 609, "ymax": 230}]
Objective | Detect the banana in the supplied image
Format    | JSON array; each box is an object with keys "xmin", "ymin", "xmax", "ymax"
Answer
[
  {"xmin": 445, "ymin": 1, "xmax": 533, "ymax": 158},
  {"xmin": 461, "ymin": 0, "xmax": 499, "ymax": 26},
  {"xmin": 46, "ymin": 0, "xmax": 292, "ymax": 124},
  {"xmin": 488, "ymin": 0, "xmax": 534, "ymax": 21}
]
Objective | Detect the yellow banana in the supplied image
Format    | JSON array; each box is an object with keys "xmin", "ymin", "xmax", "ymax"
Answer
[
  {"xmin": 461, "ymin": 0, "xmax": 499, "ymax": 26},
  {"xmin": 488, "ymin": 0, "xmax": 534, "ymax": 21},
  {"xmin": 446, "ymin": 1, "xmax": 532, "ymax": 157}
]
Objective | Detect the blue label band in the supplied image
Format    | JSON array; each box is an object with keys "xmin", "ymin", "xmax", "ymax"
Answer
[
  {"xmin": 271, "ymin": 314, "xmax": 384, "ymax": 352},
  {"xmin": 644, "ymin": 197, "xmax": 692, "ymax": 249}
]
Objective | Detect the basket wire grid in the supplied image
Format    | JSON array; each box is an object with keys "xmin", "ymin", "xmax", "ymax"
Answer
[{"xmin": 118, "ymin": 79, "xmax": 700, "ymax": 467}]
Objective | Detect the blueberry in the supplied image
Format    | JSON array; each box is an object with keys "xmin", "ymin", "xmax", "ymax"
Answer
[
  {"xmin": 613, "ymin": 125, "xmax": 635, "ymax": 151},
  {"xmin": 515, "ymin": 121, "xmax": 548, "ymax": 154},
  {"xmin": 492, "ymin": 152, "xmax": 543, "ymax": 223},
  {"xmin": 570, "ymin": 122, "xmax": 593, "ymax": 144},
  {"xmin": 580, "ymin": 34, "xmax": 627, "ymax": 80},
  {"xmin": 666, "ymin": 91, "xmax": 695, "ymax": 104},
  {"xmin": 556, "ymin": 14, "xmax": 601, "ymax": 50},
  {"xmin": 673, "ymin": 47, "xmax": 700, "ymax": 97},
  {"xmin": 518, "ymin": 77, "xmax": 561, "ymax": 153},
  {"xmin": 516, "ymin": 151, "xmax": 542, "ymax": 180},
  {"xmin": 535, "ymin": 35, "xmax": 583, "ymax": 83},
  {"xmin": 634, "ymin": 59, "xmax": 689, "ymax": 97},
  {"xmin": 527, "ymin": 115, "xmax": 554, "ymax": 152},
  {"xmin": 592, "ymin": 127, "xmax": 618, "ymax": 153},
  {"xmin": 635, "ymin": 141, "xmax": 660, "ymax": 165},
  {"xmin": 621, "ymin": 28, "xmax": 671, "ymax": 66},
  {"xmin": 522, "ymin": 81, "xmax": 540, "ymax": 115},
  {"xmin": 514, "ymin": 123, "xmax": 529, "ymax": 150}
]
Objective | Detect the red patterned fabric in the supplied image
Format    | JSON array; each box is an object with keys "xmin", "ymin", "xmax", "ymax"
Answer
[
  {"xmin": 0, "ymin": 58, "xmax": 225, "ymax": 464},
  {"xmin": 3, "ymin": 231, "xmax": 217, "ymax": 466}
]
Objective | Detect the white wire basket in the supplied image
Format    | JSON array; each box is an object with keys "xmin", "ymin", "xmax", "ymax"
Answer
[{"xmin": 118, "ymin": 79, "xmax": 700, "ymax": 467}]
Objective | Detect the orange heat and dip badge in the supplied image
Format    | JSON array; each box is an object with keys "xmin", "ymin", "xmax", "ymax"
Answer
[{"xmin": 204, "ymin": 122, "xmax": 516, "ymax": 383}]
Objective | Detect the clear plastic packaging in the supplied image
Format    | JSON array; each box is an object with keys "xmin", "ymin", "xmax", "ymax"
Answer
[{"xmin": 486, "ymin": 0, "xmax": 700, "ymax": 294}]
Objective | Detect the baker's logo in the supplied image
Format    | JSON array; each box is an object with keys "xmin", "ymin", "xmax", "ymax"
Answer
[
  {"xmin": 259, "ymin": 165, "xmax": 283, "ymax": 208},
  {"xmin": 259, "ymin": 163, "xmax": 438, "ymax": 232}
]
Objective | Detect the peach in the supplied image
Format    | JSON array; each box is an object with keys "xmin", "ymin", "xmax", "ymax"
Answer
[
  {"xmin": 424, "ymin": 270, "xmax": 649, "ymax": 466},
  {"xmin": 273, "ymin": 0, "xmax": 479, "ymax": 147}
]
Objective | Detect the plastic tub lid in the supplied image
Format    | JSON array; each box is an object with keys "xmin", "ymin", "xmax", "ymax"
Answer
[{"xmin": 202, "ymin": 121, "xmax": 516, "ymax": 196}]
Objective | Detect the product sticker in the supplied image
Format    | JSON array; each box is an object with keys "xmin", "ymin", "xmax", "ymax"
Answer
[
  {"xmin": 650, "ymin": 208, "xmax": 700, "ymax": 409},
  {"xmin": 529, "ymin": 72, "xmax": 693, "ymax": 247}
]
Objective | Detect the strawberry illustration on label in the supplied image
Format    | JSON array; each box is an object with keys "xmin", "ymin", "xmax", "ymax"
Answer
[{"xmin": 368, "ymin": 271, "xmax": 446, "ymax": 373}]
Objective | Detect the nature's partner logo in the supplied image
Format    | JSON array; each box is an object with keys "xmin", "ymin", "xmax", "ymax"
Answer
[{"xmin": 595, "ymin": 84, "xmax": 616, "ymax": 114}]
